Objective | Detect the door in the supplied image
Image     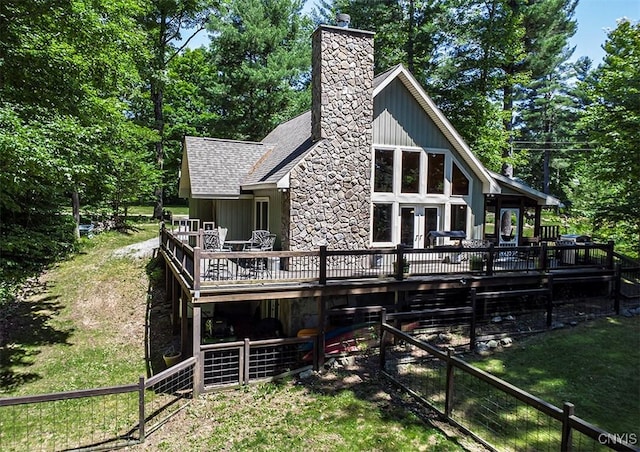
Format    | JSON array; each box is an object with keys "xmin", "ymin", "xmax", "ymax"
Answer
[{"xmin": 400, "ymin": 206, "xmax": 440, "ymax": 248}]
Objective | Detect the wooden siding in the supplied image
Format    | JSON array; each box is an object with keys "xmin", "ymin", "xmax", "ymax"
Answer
[
  {"xmin": 374, "ymin": 78, "xmax": 450, "ymax": 149},
  {"xmin": 216, "ymin": 199, "xmax": 253, "ymax": 241}
]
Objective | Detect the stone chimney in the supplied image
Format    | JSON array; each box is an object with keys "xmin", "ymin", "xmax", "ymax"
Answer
[
  {"xmin": 311, "ymin": 24, "xmax": 374, "ymax": 142},
  {"xmin": 286, "ymin": 24, "xmax": 374, "ymax": 251}
]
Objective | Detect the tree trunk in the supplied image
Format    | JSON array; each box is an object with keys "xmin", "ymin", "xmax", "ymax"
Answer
[
  {"xmin": 152, "ymin": 82, "xmax": 164, "ymax": 220},
  {"xmin": 72, "ymin": 189, "xmax": 81, "ymax": 239}
]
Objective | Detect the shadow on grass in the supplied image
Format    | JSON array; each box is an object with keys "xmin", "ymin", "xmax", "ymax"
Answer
[{"xmin": 0, "ymin": 285, "xmax": 73, "ymax": 392}]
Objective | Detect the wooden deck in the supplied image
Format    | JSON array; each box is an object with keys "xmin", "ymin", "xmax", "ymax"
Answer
[{"xmin": 159, "ymin": 227, "xmax": 618, "ymax": 303}]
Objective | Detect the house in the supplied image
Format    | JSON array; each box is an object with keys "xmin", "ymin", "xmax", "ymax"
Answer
[
  {"xmin": 165, "ymin": 22, "xmax": 574, "ymax": 376},
  {"xmin": 178, "ymin": 22, "xmax": 560, "ymax": 254}
]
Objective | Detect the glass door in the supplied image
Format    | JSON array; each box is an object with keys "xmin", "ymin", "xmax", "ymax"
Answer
[{"xmin": 401, "ymin": 206, "xmax": 440, "ymax": 248}]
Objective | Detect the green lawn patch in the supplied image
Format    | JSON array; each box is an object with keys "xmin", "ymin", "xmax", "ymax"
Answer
[{"xmin": 471, "ymin": 316, "xmax": 640, "ymax": 437}]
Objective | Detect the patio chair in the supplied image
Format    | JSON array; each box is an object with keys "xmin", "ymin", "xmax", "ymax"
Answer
[
  {"xmin": 203, "ymin": 228, "xmax": 231, "ymax": 280},
  {"xmin": 239, "ymin": 234, "xmax": 277, "ymax": 279},
  {"xmin": 244, "ymin": 230, "xmax": 271, "ymax": 251}
]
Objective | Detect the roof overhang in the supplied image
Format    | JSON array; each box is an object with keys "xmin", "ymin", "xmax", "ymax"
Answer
[{"xmin": 490, "ymin": 171, "xmax": 562, "ymax": 206}]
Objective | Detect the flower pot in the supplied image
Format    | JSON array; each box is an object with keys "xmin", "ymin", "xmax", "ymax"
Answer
[{"xmin": 163, "ymin": 350, "xmax": 182, "ymax": 367}]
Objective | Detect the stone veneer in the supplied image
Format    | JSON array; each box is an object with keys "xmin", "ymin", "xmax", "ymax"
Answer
[{"xmin": 287, "ymin": 25, "xmax": 374, "ymax": 251}]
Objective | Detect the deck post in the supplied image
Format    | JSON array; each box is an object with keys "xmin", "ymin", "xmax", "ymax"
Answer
[
  {"xmin": 395, "ymin": 244, "xmax": 404, "ymax": 281},
  {"xmin": 180, "ymin": 290, "xmax": 189, "ymax": 359},
  {"xmin": 193, "ymin": 246, "xmax": 201, "ymax": 296},
  {"xmin": 540, "ymin": 242, "xmax": 548, "ymax": 271},
  {"xmin": 317, "ymin": 295, "xmax": 326, "ymax": 369},
  {"xmin": 546, "ymin": 274, "xmax": 554, "ymax": 327},
  {"xmin": 486, "ymin": 243, "xmax": 494, "ymax": 276},
  {"xmin": 319, "ymin": 246, "xmax": 327, "ymax": 284},
  {"xmin": 614, "ymin": 263, "xmax": 621, "ymax": 314},
  {"xmin": 606, "ymin": 241, "xmax": 615, "ymax": 269},
  {"xmin": 138, "ymin": 376, "xmax": 146, "ymax": 442},
  {"xmin": 192, "ymin": 304, "xmax": 202, "ymax": 397}
]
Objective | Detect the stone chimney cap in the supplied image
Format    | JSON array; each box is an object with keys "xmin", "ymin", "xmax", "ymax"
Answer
[{"xmin": 336, "ymin": 13, "xmax": 350, "ymax": 28}]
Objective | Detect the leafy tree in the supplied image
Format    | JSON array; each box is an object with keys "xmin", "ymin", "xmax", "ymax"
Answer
[
  {"xmin": 207, "ymin": 0, "xmax": 312, "ymax": 141},
  {"xmin": 577, "ymin": 20, "xmax": 640, "ymax": 256},
  {"xmin": 139, "ymin": 0, "xmax": 219, "ymax": 218},
  {"xmin": 0, "ymin": 0, "xmax": 156, "ymax": 286}
]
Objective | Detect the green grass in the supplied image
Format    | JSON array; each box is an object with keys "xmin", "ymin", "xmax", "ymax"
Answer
[
  {"xmin": 470, "ymin": 316, "xmax": 640, "ymax": 437},
  {"xmin": 1, "ymin": 223, "xmax": 159, "ymax": 395},
  {"xmin": 150, "ymin": 380, "xmax": 464, "ymax": 451}
]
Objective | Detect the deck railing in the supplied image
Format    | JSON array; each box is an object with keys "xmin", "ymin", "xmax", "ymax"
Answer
[{"xmin": 159, "ymin": 227, "xmax": 616, "ymax": 290}]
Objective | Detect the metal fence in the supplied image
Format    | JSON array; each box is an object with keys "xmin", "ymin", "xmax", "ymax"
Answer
[
  {"xmin": 200, "ymin": 337, "xmax": 315, "ymax": 391},
  {"xmin": 0, "ymin": 358, "xmax": 195, "ymax": 451},
  {"xmin": 379, "ymin": 323, "xmax": 638, "ymax": 452}
]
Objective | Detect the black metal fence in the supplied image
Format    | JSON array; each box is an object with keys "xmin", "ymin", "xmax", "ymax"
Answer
[
  {"xmin": 0, "ymin": 358, "xmax": 195, "ymax": 451},
  {"xmin": 379, "ymin": 323, "xmax": 638, "ymax": 452}
]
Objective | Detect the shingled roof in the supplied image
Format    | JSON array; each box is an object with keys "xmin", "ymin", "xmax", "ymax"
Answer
[
  {"xmin": 180, "ymin": 136, "xmax": 269, "ymax": 198},
  {"xmin": 242, "ymin": 111, "xmax": 321, "ymax": 188}
]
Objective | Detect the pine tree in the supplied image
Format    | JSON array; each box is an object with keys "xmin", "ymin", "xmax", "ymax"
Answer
[{"xmin": 208, "ymin": 0, "xmax": 312, "ymax": 141}]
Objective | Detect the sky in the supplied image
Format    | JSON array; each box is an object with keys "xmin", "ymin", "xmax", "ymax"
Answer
[
  {"xmin": 569, "ymin": 0, "xmax": 639, "ymax": 64},
  {"xmin": 186, "ymin": 0, "xmax": 639, "ymax": 65}
]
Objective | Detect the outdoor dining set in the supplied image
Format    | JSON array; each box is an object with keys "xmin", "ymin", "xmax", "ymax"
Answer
[{"xmin": 201, "ymin": 227, "xmax": 277, "ymax": 281}]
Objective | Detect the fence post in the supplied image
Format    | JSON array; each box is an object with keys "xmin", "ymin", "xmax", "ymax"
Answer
[
  {"xmin": 243, "ymin": 338, "xmax": 251, "ymax": 385},
  {"xmin": 379, "ymin": 309, "xmax": 387, "ymax": 371},
  {"xmin": 546, "ymin": 274, "xmax": 554, "ymax": 328},
  {"xmin": 192, "ymin": 304, "xmax": 202, "ymax": 398},
  {"xmin": 561, "ymin": 402, "xmax": 575, "ymax": 451},
  {"xmin": 469, "ymin": 288, "xmax": 477, "ymax": 352},
  {"xmin": 138, "ymin": 376, "xmax": 146, "ymax": 443},
  {"xmin": 319, "ymin": 246, "xmax": 327, "ymax": 285},
  {"xmin": 395, "ymin": 244, "xmax": 404, "ymax": 281},
  {"xmin": 445, "ymin": 348, "xmax": 455, "ymax": 419},
  {"xmin": 486, "ymin": 243, "xmax": 494, "ymax": 276}
]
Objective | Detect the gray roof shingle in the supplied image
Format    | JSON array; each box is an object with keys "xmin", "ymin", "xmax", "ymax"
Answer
[{"xmin": 184, "ymin": 136, "xmax": 269, "ymax": 197}]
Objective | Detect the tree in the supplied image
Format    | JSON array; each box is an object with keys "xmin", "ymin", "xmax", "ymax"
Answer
[
  {"xmin": 207, "ymin": 0, "xmax": 312, "ymax": 141},
  {"xmin": 577, "ymin": 20, "xmax": 640, "ymax": 256},
  {"xmin": 140, "ymin": 0, "xmax": 219, "ymax": 219}
]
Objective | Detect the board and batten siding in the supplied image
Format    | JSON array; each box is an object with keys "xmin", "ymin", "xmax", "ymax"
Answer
[{"xmin": 373, "ymin": 78, "xmax": 450, "ymax": 149}]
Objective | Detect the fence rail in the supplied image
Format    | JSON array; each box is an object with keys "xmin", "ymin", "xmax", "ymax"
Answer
[{"xmin": 379, "ymin": 323, "xmax": 638, "ymax": 452}]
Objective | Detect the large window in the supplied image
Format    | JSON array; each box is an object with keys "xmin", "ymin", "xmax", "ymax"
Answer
[
  {"xmin": 401, "ymin": 151, "xmax": 420, "ymax": 193},
  {"xmin": 452, "ymin": 162, "xmax": 469, "ymax": 195},
  {"xmin": 374, "ymin": 149, "xmax": 394, "ymax": 192},
  {"xmin": 373, "ymin": 203, "xmax": 392, "ymax": 242},
  {"xmin": 451, "ymin": 204, "xmax": 467, "ymax": 233},
  {"xmin": 427, "ymin": 153, "xmax": 444, "ymax": 194}
]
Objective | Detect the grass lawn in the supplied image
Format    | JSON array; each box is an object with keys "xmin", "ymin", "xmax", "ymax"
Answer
[{"xmin": 470, "ymin": 315, "xmax": 640, "ymax": 437}]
